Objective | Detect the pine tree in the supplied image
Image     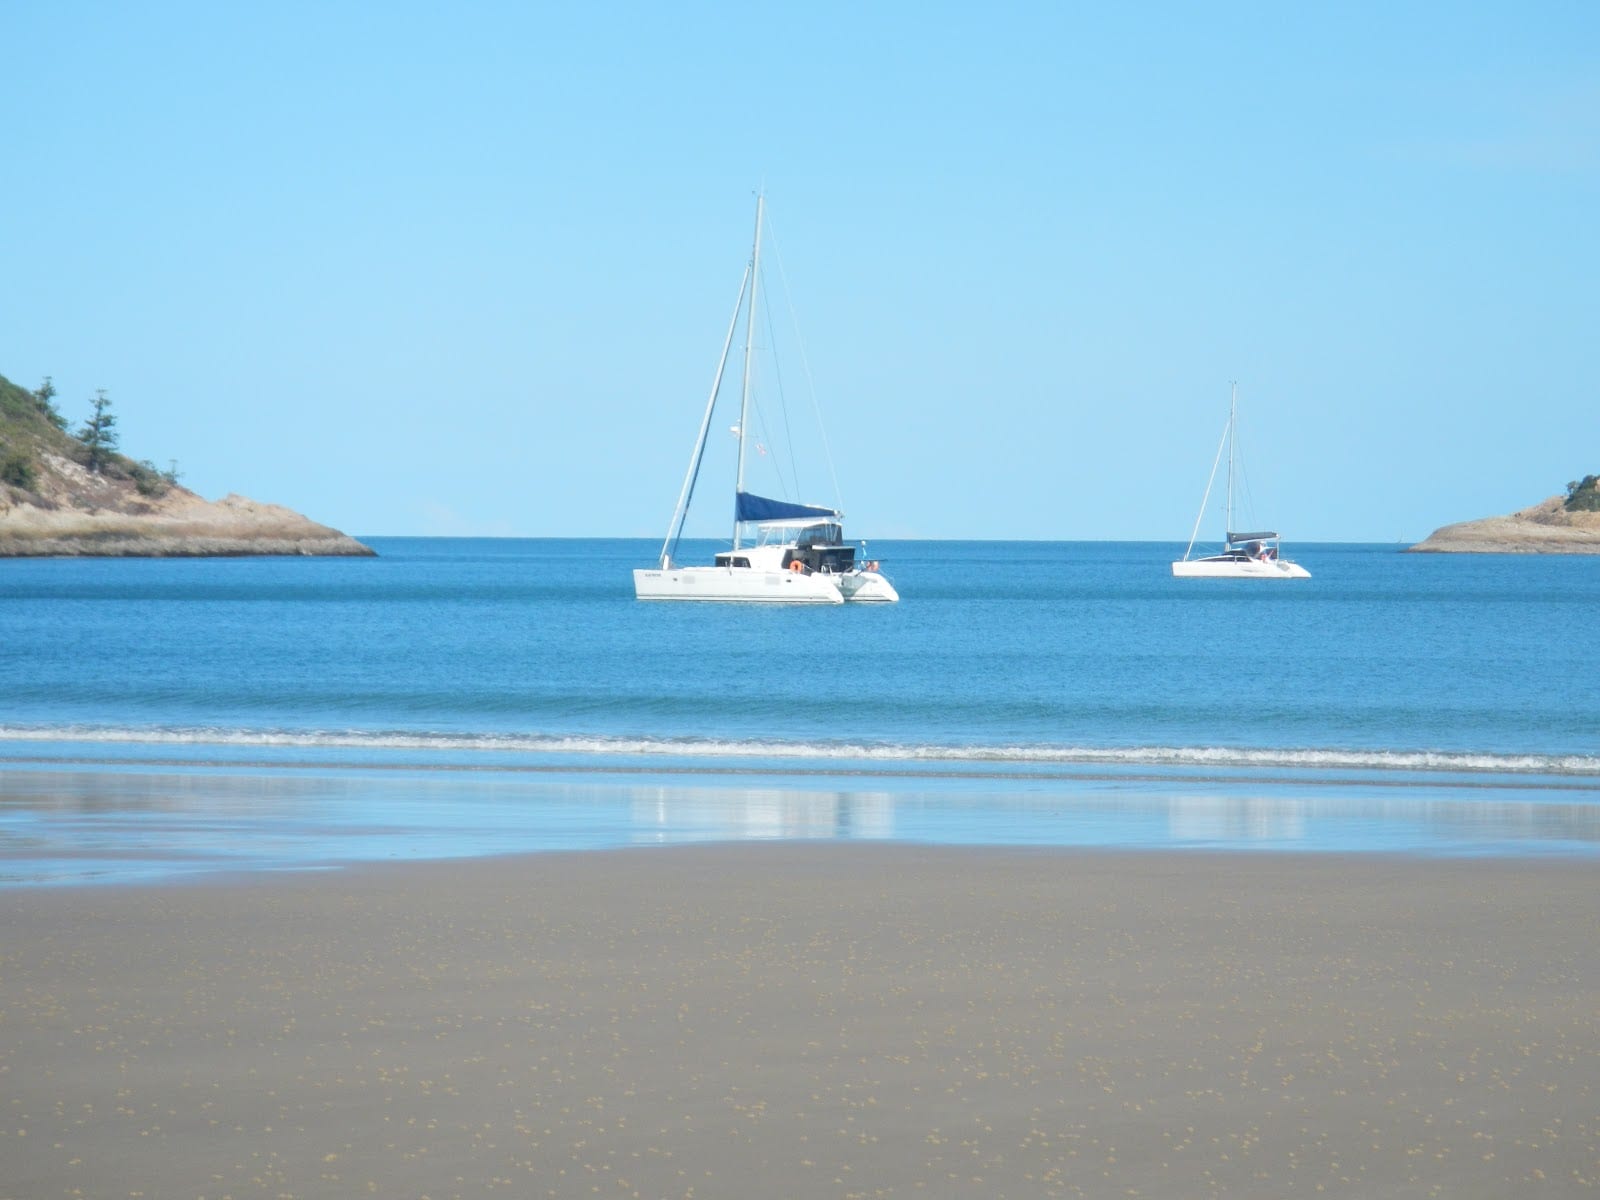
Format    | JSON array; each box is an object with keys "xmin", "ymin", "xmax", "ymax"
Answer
[
  {"xmin": 78, "ymin": 389, "xmax": 119, "ymax": 473},
  {"xmin": 34, "ymin": 377, "xmax": 67, "ymax": 430}
]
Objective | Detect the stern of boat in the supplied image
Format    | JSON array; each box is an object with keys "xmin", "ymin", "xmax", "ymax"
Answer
[{"xmin": 839, "ymin": 568, "xmax": 900, "ymax": 602}]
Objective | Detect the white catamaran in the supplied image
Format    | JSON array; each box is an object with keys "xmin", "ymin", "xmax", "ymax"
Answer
[
  {"xmin": 633, "ymin": 196, "xmax": 898, "ymax": 604},
  {"xmin": 1172, "ymin": 384, "xmax": 1310, "ymax": 579}
]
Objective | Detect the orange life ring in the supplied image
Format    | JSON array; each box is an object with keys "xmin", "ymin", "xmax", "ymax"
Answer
[{"xmin": 789, "ymin": 559, "xmax": 804, "ymax": 574}]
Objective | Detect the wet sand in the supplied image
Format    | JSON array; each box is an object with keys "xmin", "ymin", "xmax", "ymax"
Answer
[{"xmin": 2, "ymin": 844, "xmax": 1596, "ymax": 1198}]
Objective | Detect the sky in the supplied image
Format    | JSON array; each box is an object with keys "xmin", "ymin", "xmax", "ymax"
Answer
[{"xmin": 2, "ymin": 1, "xmax": 1595, "ymax": 542}]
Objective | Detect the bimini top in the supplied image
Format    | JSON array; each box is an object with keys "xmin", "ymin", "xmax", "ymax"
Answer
[{"xmin": 736, "ymin": 491, "xmax": 842, "ymax": 523}]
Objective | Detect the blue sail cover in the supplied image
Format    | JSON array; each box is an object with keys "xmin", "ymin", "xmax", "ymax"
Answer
[{"xmin": 735, "ymin": 491, "xmax": 841, "ymax": 523}]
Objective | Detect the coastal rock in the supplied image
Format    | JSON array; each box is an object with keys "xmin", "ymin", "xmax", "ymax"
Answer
[
  {"xmin": 0, "ymin": 452, "xmax": 373, "ymax": 557},
  {"xmin": 1408, "ymin": 495, "xmax": 1600, "ymax": 554}
]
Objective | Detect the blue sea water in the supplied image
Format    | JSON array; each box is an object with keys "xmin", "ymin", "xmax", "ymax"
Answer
[{"xmin": 2, "ymin": 538, "xmax": 1598, "ymax": 882}]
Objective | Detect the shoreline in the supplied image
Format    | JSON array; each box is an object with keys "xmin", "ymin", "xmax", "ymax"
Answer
[
  {"xmin": 1409, "ymin": 495, "xmax": 1600, "ymax": 554},
  {"xmin": 4, "ymin": 843, "xmax": 1596, "ymax": 1199},
  {"xmin": 0, "ymin": 485, "xmax": 373, "ymax": 557},
  {"xmin": 4, "ymin": 761, "xmax": 1600, "ymax": 888}
]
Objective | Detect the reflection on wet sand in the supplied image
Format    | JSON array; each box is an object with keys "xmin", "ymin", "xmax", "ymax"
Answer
[
  {"xmin": 2, "ymin": 766, "xmax": 1598, "ymax": 885},
  {"xmin": 633, "ymin": 788, "xmax": 895, "ymax": 841}
]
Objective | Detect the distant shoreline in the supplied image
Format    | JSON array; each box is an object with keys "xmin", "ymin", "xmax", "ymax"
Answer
[
  {"xmin": 1409, "ymin": 494, "xmax": 1600, "ymax": 554},
  {"xmin": 0, "ymin": 487, "xmax": 372, "ymax": 557},
  {"xmin": 0, "ymin": 374, "xmax": 373, "ymax": 557},
  {"xmin": 12, "ymin": 524, "xmax": 1600, "ymax": 553}
]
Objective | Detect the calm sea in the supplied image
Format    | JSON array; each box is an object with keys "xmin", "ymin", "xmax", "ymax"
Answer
[{"xmin": 3, "ymin": 538, "xmax": 1598, "ymax": 881}]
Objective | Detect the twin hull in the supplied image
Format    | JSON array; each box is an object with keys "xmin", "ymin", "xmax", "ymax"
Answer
[
  {"xmin": 633, "ymin": 566, "xmax": 898, "ymax": 603},
  {"xmin": 1171, "ymin": 558, "xmax": 1311, "ymax": 579}
]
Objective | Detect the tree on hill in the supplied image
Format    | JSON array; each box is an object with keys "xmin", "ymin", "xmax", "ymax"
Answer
[
  {"xmin": 1565, "ymin": 475, "xmax": 1600, "ymax": 513},
  {"xmin": 33, "ymin": 377, "xmax": 67, "ymax": 430},
  {"xmin": 78, "ymin": 389, "xmax": 118, "ymax": 473}
]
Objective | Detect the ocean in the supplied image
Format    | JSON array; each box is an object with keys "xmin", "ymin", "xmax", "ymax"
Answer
[{"xmin": 3, "ymin": 537, "xmax": 1597, "ymax": 882}]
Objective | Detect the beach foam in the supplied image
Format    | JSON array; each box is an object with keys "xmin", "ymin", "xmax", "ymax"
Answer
[{"xmin": 2, "ymin": 721, "xmax": 1597, "ymax": 779}]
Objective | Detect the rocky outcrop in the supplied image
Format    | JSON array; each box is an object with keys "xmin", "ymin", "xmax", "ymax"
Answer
[
  {"xmin": 0, "ymin": 453, "xmax": 373, "ymax": 557},
  {"xmin": 1408, "ymin": 495, "xmax": 1600, "ymax": 554}
]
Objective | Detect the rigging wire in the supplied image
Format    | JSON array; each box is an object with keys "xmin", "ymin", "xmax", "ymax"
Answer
[
  {"xmin": 758, "ymin": 267, "xmax": 803, "ymax": 498},
  {"xmin": 765, "ymin": 211, "xmax": 846, "ymax": 514},
  {"xmin": 1231, "ymin": 405, "xmax": 1265, "ymax": 536},
  {"xmin": 1184, "ymin": 414, "xmax": 1231, "ymax": 560},
  {"xmin": 742, "ymin": 271, "xmax": 795, "ymax": 503},
  {"xmin": 662, "ymin": 263, "xmax": 750, "ymax": 567}
]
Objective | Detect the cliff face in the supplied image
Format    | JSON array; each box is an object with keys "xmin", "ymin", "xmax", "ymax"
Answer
[
  {"xmin": 1408, "ymin": 496, "xmax": 1600, "ymax": 554},
  {"xmin": 0, "ymin": 375, "xmax": 373, "ymax": 557}
]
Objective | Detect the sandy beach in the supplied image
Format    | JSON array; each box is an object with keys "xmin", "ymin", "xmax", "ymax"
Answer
[{"xmin": 2, "ymin": 843, "xmax": 1596, "ymax": 1199}]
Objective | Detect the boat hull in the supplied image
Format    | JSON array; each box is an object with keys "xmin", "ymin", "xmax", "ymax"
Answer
[
  {"xmin": 633, "ymin": 566, "xmax": 845, "ymax": 603},
  {"xmin": 1171, "ymin": 558, "xmax": 1311, "ymax": 579},
  {"xmin": 838, "ymin": 570, "xmax": 900, "ymax": 602}
]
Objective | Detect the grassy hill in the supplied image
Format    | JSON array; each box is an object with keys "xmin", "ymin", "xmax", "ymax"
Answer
[
  {"xmin": 0, "ymin": 370, "xmax": 372, "ymax": 556},
  {"xmin": 0, "ymin": 372, "xmax": 178, "ymax": 502}
]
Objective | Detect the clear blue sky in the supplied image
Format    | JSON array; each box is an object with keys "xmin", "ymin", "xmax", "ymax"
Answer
[{"xmin": 3, "ymin": 1, "xmax": 1595, "ymax": 542}]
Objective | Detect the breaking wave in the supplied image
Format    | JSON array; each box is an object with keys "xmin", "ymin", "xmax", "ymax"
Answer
[{"xmin": 1, "ymin": 723, "xmax": 1597, "ymax": 779}]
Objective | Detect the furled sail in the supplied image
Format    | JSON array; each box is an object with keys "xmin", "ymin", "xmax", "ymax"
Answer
[{"xmin": 735, "ymin": 491, "xmax": 841, "ymax": 523}]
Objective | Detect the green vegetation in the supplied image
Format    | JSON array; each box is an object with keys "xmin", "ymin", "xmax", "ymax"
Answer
[
  {"xmin": 1565, "ymin": 475, "xmax": 1600, "ymax": 513},
  {"xmin": 130, "ymin": 459, "xmax": 172, "ymax": 498},
  {"xmin": 0, "ymin": 373, "xmax": 52, "ymax": 425},
  {"xmin": 33, "ymin": 377, "xmax": 68, "ymax": 430},
  {"xmin": 0, "ymin": 373, "xmax": 61, "ymax": 496},
  {"xmin": 2, "ymin": 453, "xmax": 37, "ymax": 490},
  {"xmin": 0, "ymin": 370, "xmax": 180, "ymax": 500},
  {"xmin": 78, "ymin": 389, "xmax": 119, "ymax": 473}
]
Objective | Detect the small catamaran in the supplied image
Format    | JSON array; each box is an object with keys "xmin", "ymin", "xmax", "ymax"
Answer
[
  {"xmin": 1172, "ymin": 384, "xmax": 1310, "ymax": 579},
  {"xmin": 633, "ymin": 195, "xmax": 898, "ymax": 604}
]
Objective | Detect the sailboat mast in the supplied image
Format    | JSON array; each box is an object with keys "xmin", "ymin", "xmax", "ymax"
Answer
[
  {"xmin": 733, "ymin": 193, "xmax": 764, "ymax": 550},
  {"xmin": 658, "ymin": 264, "xmax": 751, "ymax": 569},
  {"xmin": 1225, "ymin": 381, "xmax": 1237, "ymax": 539}
]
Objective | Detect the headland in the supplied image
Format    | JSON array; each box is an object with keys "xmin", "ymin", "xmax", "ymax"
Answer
[
  {"xmin": 0, "ymin": 372, "xmax": 371, "ymax": 556},
  {"xmin": 1409, "ymin": 493, "xmax": 1600, "ymax": 554}
]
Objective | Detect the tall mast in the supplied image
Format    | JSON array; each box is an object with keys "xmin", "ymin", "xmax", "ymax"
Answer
[
  {"xmin": 657, "ymin": 265, "xmax": 751, "ymax": 568},
  {"xmin": 1225, "ymin": 381, "xmax": 1237, "ymax": 538},
  {"xmin": 733, "ymin": 192, "xmax": 764, "ymax": 550}
]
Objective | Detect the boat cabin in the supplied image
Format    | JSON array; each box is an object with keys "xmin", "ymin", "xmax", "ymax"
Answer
[
  {"xmin": 1222, "ymin": 531, "xmax": 1282, "ymax": 562},
  {"xmin": 713, "ymin": 518, "xmax": 858, "ymax": 574}
]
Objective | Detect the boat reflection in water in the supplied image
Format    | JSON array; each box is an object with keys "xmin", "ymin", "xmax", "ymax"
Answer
[
  {"xmin": 4, "ymin": 767, "xmax": 1600, "ymax": 886},
  {"xmin": 632, "ymin": 788, "xmax": 895, "ymax": 842}
]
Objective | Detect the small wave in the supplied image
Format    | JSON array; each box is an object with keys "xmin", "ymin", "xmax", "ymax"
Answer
[{"xmin": 0, "ymin": 723, "xmax": 1596, "ymax": 778}]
